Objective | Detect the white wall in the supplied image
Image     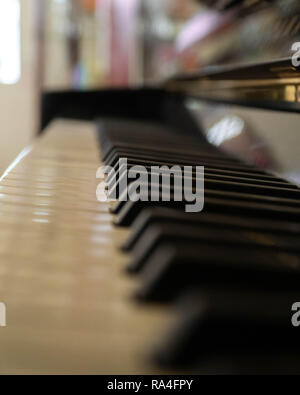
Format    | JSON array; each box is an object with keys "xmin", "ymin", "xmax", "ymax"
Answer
[{"xmin": 0, "ymin": 0, "xmax": 37, "ymax": 173}]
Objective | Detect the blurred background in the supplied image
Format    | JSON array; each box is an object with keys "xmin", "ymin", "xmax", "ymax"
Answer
[
  {"xmin": 0, "ymin": 0, "xmax": 202, "ymax": 173},
  {"xmin": 1, "ymin": 0, "xmax": 300, "ymax": 181}
]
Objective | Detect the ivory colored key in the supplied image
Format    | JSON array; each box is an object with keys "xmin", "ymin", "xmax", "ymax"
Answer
[{"xmin": 0, "ymin": 120, "xmax": 171, "ymax": 374}]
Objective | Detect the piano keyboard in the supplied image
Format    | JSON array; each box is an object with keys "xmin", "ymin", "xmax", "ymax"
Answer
[{"xmin": 1, "ymin": 118, "xmax": 300, "ymax": 374}]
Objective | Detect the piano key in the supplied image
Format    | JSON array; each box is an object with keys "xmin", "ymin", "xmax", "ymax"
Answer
[
  {"xmin": 105, "ymin": 153, "xmax": 264, "ymax": 174},
  {"xmin": 106, "ymin": 159, "xmax": 286, "ymax": 189},
  {"xmin": 136, "ymin": 242, "xmax": 300, "ymax": 302},
  {"xmin": 127, "ymin": 222, "xmax": 300, "ymax": 273},
  {"xmin": 102, "ymin": 143, "xmax": 237, "ymax": 164},
  {"xmin": 108, "ymin": 166, "xmax": 300, "ymax": 202},
  {"xmin": 0, "ymin": 120, "xmax": 172, "ymax": 374},
  {"xmin": 113, "ymin": 180, "xmax": 300, "ymax": 213},
  {"xmin": 124, "ymin": 208, "xmax": 300, "ymax": 252},
  {"xmin": 114, "ymin": 190, "xmax": 300, "ymax": 227},
  {"xmin": 154, "ymin": 289, "xmax": 300, "ymax": 369},
  {"xmin": 109, "ymin": 164, "xmax": 294, "ymax": 194},
  {"xmin": 104, "ymin": 149, "xmax": 245, "ymax": 169},
  {"xmin": 108, "ymin": 161, "xmax": 296, "ymax": 191}
]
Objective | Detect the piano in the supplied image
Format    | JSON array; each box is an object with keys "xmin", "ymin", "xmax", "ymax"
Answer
[{"xmin": 1, "ymin": 0, "xmax": 300, "ymax": 374}]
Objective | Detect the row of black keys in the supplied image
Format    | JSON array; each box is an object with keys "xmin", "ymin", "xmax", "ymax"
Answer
[{"xmin": 98, "ymin": 119, "xmax": 300, "ymax": 373}]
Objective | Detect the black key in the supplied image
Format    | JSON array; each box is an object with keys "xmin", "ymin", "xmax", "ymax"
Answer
[
  {"xmin": 105, "ymin": 150, "xmax": 246, "ymax": 170},
  {"xmin": 136, "ymin": 242, "xmax": 300, "ymax": 302},
  {"xmin": 109, "ymin": 164, "xmax": 293, "ymax": 195},
  {"xmin": 108, "ymin": 166, "xmax": 300, "ymax": 202},
  {"xmin": 128, "ymin": 222, "xmax": 300, "ymax": 273},
  {"xmin": 154, "ymin": 289, "xmax": 300, "ymax": 371},
  {"xmin": 114, "ymin": 192, "xmax": 300, "ymax": 227},
  {"xmin": 124, "ymin": 208, "xmax": 300, "ymax": 252},
  {"xmin": 106, "ymin": 154, "xmax": 264, "ymax": 176}
]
